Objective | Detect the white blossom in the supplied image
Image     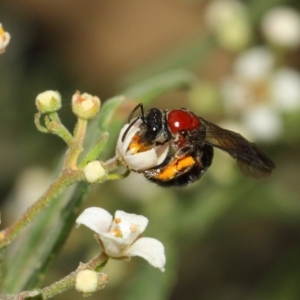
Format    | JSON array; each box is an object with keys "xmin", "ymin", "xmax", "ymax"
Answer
[
  {"xmin": 233, "ymin": 47, "xmax": 274, "ymax": 81},
  {"xmin": 116, "ymin": 120, "xmax": 169, "ymax": 171},
  {"xmin": 221, "ymin": 46, "xmax": 300, "ymax": 141},
  {"xmin": 261, "ymin": 7, "xmax": 300, "ymax": 49},
  {"xmin": 76, "ymin": 207, "xmax": 166, "ymax": 272}
]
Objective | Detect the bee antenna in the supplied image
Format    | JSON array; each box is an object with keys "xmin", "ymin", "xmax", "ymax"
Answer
[
  {"xmin": 121, "ymin": 103, "xmax": 145, "ymax": 142},
  {"xmin": 121, "ymin": 117, "xmax": 140, "ymax": 142},
  {"xmin": 127, "ymin": 103, "xmax": 145, "ymax": 122}
]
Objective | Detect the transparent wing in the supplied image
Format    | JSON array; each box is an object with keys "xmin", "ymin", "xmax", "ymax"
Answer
[{"xmin": 198, "ymin": 117, "xmax": 275, "ymax": 178}]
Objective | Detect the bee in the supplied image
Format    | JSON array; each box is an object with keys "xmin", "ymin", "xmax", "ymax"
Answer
[{"xmin": 121, "ymin": 104, "xmax": 275, "ymax": 187}]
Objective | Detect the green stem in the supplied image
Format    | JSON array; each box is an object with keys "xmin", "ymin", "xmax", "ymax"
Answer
[
  {"xmin": 66, "ymin": 118, "xmax": 88, "ymax": 169},
  {"xmin": 31, "ymin": 253, "xmax": 108, "ymax": 299},
  {"xmin": 0, "ymin": 168, "xmax": 84, "ymax": 249},
  {"xmin": 103, "ymin": 156, "xmax": 121, "ymax": 172},
  {"xmin": 46, "ymin": 113, "xmax": 75, "ymax": 146}
]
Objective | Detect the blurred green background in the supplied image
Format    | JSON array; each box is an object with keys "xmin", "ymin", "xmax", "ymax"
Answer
[{"xmin": 1, "ymin": 0, "xmax": 300, "ymax": 299}]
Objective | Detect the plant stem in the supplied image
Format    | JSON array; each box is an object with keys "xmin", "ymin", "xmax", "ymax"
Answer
[
  {"xmin": 0, "ymin": 252, "xmax": 109, "ymax": 300},
  {"xmin": 104, "ymin": 156, "xmax": 121, "ymax": 172},
  {"xmin": 0, "ymin": 168, "xmax": 84, "ymax": 249},
  {"xmin": 32, "ymin": 253, "xmax": 109, "ymax": 299},
  {"xmin": 66, "ymin": 118, "xmax": 88, "ymax": 169}
]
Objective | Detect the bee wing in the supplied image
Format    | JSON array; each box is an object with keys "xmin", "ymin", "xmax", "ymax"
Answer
[{"xmin": 198, "ymin": 117, "xmax": 276, "ymax": 178}]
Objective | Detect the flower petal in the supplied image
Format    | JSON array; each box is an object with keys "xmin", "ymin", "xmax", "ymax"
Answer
[
  {"xmin": 271, "ymin": 68, "xmax": 300, "ymax": 111},
  {"xmin": 261, "ymin": 7, "xmax": 300, "ymax": 49},
  {"xmin": 97, "ymin": 232, "xmax": 130, "ymax": 257},
  {"xmin": 123, "ymin": 148, "xmax": 161, "ymax": 170},
  {"xmin": 234, "ymin": 47, "xmax": 274, "ymax": 81},
  {"xmin": 112, "ymin": 210, "xmax": 148, "ymax": 242},
  {"xmin": 242, "ymin": 105, "xmax": 283, "ymax": 141},
  {"xmin": 156, "ymin": 142, "xmax": 170, "ymax": 165},
  {"xmin": 76, "ymin": 207, "xmax": 113, "ymax": 234},
  {"xmin": 117, "ymin": 120, "xmax": 142, "ymax": 156},
  {"xmin": 125, "ymin": 237, "xmax": 166, "ymax": 272}
]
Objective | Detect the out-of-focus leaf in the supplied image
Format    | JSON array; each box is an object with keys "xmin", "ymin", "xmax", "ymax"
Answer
[
  {"xmin": 248, "ymin": 0, "xmax": 289, "ymax": 22},
  {"xmin": 97, "ymin": 96, "xmax": 126, "ymax": 135},
  {"xmin": 122, "ymin": 35, "xmax": 214, "ymax": 86},
  {"xmin": 124, "ymin": 69, "xmax": 197, "ymax": 105}
]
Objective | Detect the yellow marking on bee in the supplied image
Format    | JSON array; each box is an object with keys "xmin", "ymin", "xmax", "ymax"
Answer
[{"xmin": 156, "ymin": 156, "xmax": 196, "ymax": 181}]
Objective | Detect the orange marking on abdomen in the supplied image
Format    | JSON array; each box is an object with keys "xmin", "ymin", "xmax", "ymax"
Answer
[{"xmin": 156, "ymin": 156, "xmax": 196, "ymax": 181}]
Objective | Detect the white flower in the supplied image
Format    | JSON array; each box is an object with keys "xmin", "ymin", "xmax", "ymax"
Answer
[
  {"xmin": 76, "ymin": 207, "xmax": 166, "ymax": 272},
  {"xmin": 0, "ymin": 23, "xmax": 10, "ymax": 53},
  {"xmin": 116, "ymin": 120, "xmax": 169, "ymax": 171},
  {"xmin": 221, "ymin": 46, "xmax": 300, "ymax": 141},
  {"xmin": 271, "ymin": 68, "xmax": 300, "ymax": 111},
  {"xmin": 261, "ymin": 7, "xmax": 300, "ymax": 49},
  {"xmin": 242, "ymin": 105, "xmax": 283, "ymax": 142},
  {"xmin": 205, "ymin": 0, "xmax": 252, "ymax": 51},
  {"xmin": 233, "ymin": 47, "xmax": 274, "ymax": 81},
  {"xmin": 84, "ymin": 161, "xmax": 106, "ymax": 183}
]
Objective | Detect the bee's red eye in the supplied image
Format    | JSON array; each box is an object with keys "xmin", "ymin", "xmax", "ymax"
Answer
[{"xmin": 167, "ymin": 110, "xmax": 201, "ymax": 134}]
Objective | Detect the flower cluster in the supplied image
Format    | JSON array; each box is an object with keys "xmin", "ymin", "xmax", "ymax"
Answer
[
  {"xmin": 202, "ymin": 2, "xmax": 300, "ymax": 142},
  {"xmin": 221, "ymin": 46, "xmax": 300, "ymax": 141}
]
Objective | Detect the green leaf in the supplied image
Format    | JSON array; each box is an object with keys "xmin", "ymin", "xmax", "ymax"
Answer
[
  {"xmin": 122, "ymin": 34, "xmax": 214, "ymax": 86},
  {"xmin": 97, "ymin": 95, "xmax": 126, "ymax": 135}
]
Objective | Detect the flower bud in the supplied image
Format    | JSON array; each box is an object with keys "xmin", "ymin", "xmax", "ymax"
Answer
[
  {"xmin": 84, "ymin": 161, "xmax": 106, "ymax": 183},
  {"xmin": 72, "ymin": 91, "xmax": 101, "ymax": 120},
  {"xmin": 0, "ymin": 23, "xmax": 10, "ymax": 53},
  {"xmin": 75, "ymin": 270, "xmax": 99, "ymax": 294},
  {"xmin": 35, "ymin": 90, "xmax": 62, "ymax": 113}
]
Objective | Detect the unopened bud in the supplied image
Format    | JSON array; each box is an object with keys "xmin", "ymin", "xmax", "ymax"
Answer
[
  {"xmin": 72, "ymin": 91, "xmax": 101, "ymax": 120},
  {"xmin": 84, "ymin": 161, "xmax": 106, "ymax": 183},
  {"xmin": 75, "ymin": 269, "xmax": 99, "ymax": 294},
  {"xmin": 36, "ymin": 90, "xmax": 62, "ymax": 113}
]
